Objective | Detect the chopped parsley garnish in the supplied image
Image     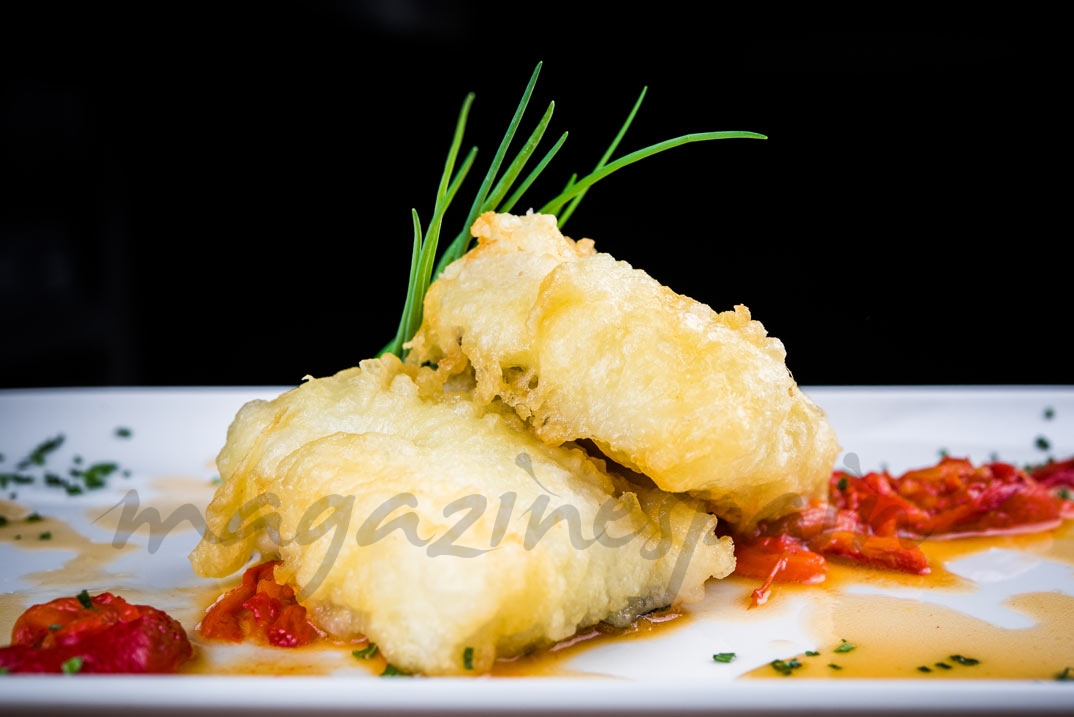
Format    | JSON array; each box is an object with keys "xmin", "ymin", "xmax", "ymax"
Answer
[
  {"xmin": 770, "ymin": 658, "xmax": 802, "ymax": 676},
  {"xmin": 804, "ymin": 650, "xmax": 820, "ymax": 657},
  {"xmin": 61, "ymin": 656, "xmax": 83, "ymax": 674},
  {"xmin": 938, "ymin": 448, "xmax": 948, "ymax": 458},
  {"xmin": 712, "ymin": 652, "xmax": 736, "ymax": 663},
  {"xmin": 950, "ymin": 654, "xmax": 979, "ymax": 666},
  {"xmin": 352, "ymin": 643, "xmax": 379, "ymax": 660},
  {"xmin": 0, "ymin": 516, "xmax": 6, "ymax": 527},
  {"xmin": 1059, "ymin": 488, "xmax": 1072, "ymax": 501},
  {"xmin": 935, "ymin": 661, "xmax": 952, "ymax": 670},
  {"xmin": 827, "ymin": 663, "xmax": 842, "ymax": 670},
  {"xmin": 38, "ymin": 531, "xmax": 52, "ymax": 540},
  {"xmin": 1057, "ymin": 667, "xmax": 1072, "ymax": 681},
  {"xmin": 26, "ymin": 512, "xmax": 43, "ymax": 523},
  {"xmin": 463, "ymin": 646, "xmax": 474, "ymax": 670},
  {"xmin": 1044, "ymin": 407, "xmax": 1055, "ymax": 420},
  {"xmin": 76, "ymin": 589, "xmax": 93, "ymax": 609},
  {"xmin": 0, "ymin": 666, "xmax": 8, "ymax": 675},
  {"xmin": 18, "ymin": 434, "xmax": 64, "ymax": 469},
  {"xmin": 381, "ymin": 664, "xmax": 408, "ymax": 677},
  {"xmin": 836, "ymin": 477, "xmax": 848, "ymax": 491},
  {"xmin": 1036, "ymin": 436, "xmax": 1051, "ymax": 451},
  {"xmin": 77, "ymin": 462, "xmax": 118, "ymax": 489},
  {"xmin": 114, "ymin": 427, "xmax": 132, "ymax": 438},
  {"xmin": 49, "ymin": 624, "xmax": 62, "ymax": 631},
  {"xmin": 4, "ymin": 434, "xmax": 132, "ymax": 496},
  {"xmin": 833, "ymin": 639, "xmax": 855, "ymax": 653},
  {"xmin": 917, "ymin": 665, "xmax": 932, "ymax": 673}
]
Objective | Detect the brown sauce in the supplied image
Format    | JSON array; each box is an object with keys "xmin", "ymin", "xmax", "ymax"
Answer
[
  {"xmin": 740, "ymin": 520, "xmax": 1074, "ymax": 679},
  {"xmin": 4, "ymin": 497, "xmax": 1073, "ymax": 679}
]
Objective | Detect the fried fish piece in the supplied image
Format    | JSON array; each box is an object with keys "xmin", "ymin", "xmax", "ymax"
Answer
[
  {"xmin": 406, "ymin": 212, "xmax": 841, "ymax": 524},
  {"xmin": 189, "ymin": 354, "xmax": 734, "ymax": 675}
]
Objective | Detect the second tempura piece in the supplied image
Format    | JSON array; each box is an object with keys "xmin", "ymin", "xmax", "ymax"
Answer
[
  {"xmin": 406, "ymin": 212, "xmax": 841, "ymax": 524},
  {"xmin": 189, "ymin": 354, "xmax": 734, "ymax": 675}
]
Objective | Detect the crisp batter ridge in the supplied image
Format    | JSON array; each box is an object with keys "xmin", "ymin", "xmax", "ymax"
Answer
[{"xmin": 406, "ymin": 212, "xmax": 841, "ymax": 524}]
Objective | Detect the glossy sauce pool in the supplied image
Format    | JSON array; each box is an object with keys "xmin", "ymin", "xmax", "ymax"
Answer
[{"xmin": 2, "ymin": 498, "xmax": 1073, "ymax": 679}]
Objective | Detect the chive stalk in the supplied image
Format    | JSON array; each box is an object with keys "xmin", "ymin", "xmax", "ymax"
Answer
[{"xmin": 380, "ymin": 62, "xmax": 766, "ymax": 359}]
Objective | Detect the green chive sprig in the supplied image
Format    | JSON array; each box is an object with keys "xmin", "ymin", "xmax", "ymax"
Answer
[{"xmin": 379, "ymin": 61, "xmax": 766, "ymax": 358}]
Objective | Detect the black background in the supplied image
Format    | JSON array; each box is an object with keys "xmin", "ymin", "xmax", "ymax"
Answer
[{"xmin": 1, "ymin": 8, "xmax": 1066, "ymax": 389}]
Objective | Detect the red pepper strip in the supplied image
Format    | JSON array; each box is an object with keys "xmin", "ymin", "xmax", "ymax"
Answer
[
  {"xmin": 1031, "ymin": 457, "xmax": 1074, "ymax": 487},
  {"xmin": 729, "ymin": 455, "xmax": 1074, "ymax": 606},
  {"xmin": 732, "ymin": 534, "xmax": 827, "ymax": 608},
  {"xmin": 0, "ymin": 592, "xmax": 193, "ymax": 674},
  {"xmin": 815, "ymin": 531, "xmax": 929, "ymax": 575},
  {"xmin": 199, "ymin": 560, "xmax": 319, "ymax": 647}
]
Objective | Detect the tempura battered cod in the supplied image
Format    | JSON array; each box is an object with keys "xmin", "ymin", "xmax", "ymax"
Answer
[
  {"xmin": 189, "ymin": 355, "xmax": 734, "ymax": 675},
  {"xmin": 406, "ymin": 212, "xmax": 841, "ymax": 524}
]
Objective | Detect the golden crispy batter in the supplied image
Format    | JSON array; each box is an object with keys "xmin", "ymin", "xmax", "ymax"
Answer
[
  {"xmin": 406, "ymin": 212, "xmax": 841, "ymax": 523},
  {"xmin": 189, "ymin": 355, "xmax": 734, "ymax": 675}
]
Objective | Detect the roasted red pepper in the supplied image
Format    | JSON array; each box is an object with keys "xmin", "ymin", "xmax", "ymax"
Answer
[
  {"xmin": 729, "ymin": 455, "xmax": 1074, "ymax": 607},
  {"xmin": 0, "ymin": 591, "xmax": 193, "ymax": 673},
  {"xmin": 199, "ymin": 560, "xmax": 319, "ymax": 647}
]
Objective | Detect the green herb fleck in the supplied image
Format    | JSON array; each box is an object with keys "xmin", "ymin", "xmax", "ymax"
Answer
[
  {"xmin": 1, "ymin": 473, "xmax": 34, "ymax": 488},
  {"xmin": 833, "ymin": 639, "xmax": 855, "ymax": 654},
  {"xmin": 950, "ymin": 654, "xmax": 979, "ymax": 666},
  {"xmin": 0, "ymin": 666, "xmax": 8, "ymax": 674},
  {"xmin": 61, "ymin": 656, "xmax": 83, "ymax": 674},
  {"xmin": 770, "ymin": 658, "xmax": 802, "ymax": 676},
  {"xmin": 938, "ymin": 448, "xmax": 948, "ymax": 458},
  {"xmin": 381, "ymin": 664, "xmax": 408, "ymax": 677},
  {"xmin": 463, "ymin": 646, "xmax": 474, "ymax": 670},
  {"xmin": 76, "ymin": 589, "xmax": 93, "ymax": 610},
  {"xmin": 1057, "ymin": 666, "xmax": 1072, "ymax": 681},
  {"xmin": 1044, "ymin": 407, "xmax": 1055, "ymax": 420},
  {"xmin": 1059, "ymin": 488, "xmax": 1072, "ymax": 501},
  {"xmin": 210, "ymin": 475, "xmax": 222, "ymax": 486},
  {"xmin": 18, "ymin": 434, "xmax": 64, "ymax": 469},
  {"xmin": 712, "ymin": 652, "xmax": 736, "ymax": 663},
  {"xmin": 1036, "ymin": 436, "xmax": 1051, "ymax": 451},
  {"xmin": 26, "ymin": 512, "xmax": 43, "ymax": 523},
  {"xmin": 38, "ymin": 531, "xmax": 52, "ymax": 540},
  {"xmin": 917, "ymin": 665, "xmax": 932, "ymax": 673},
  {"xmin": 81, "ymin": 462, "xmax": 118, "ymax": 489},
  {"xmin": 49, "ymin": 623, "xmax": 62, "ymax": 631},
  {"xmin": 836, "ymin": 478, "xmax": 848, "ymax": 491},
  {"xmin": 828, "ymin": 663, "xmax": 842, "ymax": 670},
  {"xmin": 14, "ymin": 534, "xmax": 21, "ymax": 540},
  {"xmin": 935, "ymin": 662, "xmax": 952, "ymax": 670},
  {"xmin": 352, "ymin": 643, "xmax": 378, "ymax": 660},
  {"xmin": 114, "ymin": 427, "xmax": 132, "ymax": 438},
  {"xmin": 804, "ymin": 651, "xmax": 820, "ymax": 657},
  {"xmin": 0, "ymin": 516, "xmax": 6, "ymax": 527}
]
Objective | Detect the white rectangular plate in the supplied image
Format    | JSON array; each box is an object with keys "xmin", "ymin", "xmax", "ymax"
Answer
[{"xmin": 1, "ymin": 385, "xmax": 1073, "ymax": 715}]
